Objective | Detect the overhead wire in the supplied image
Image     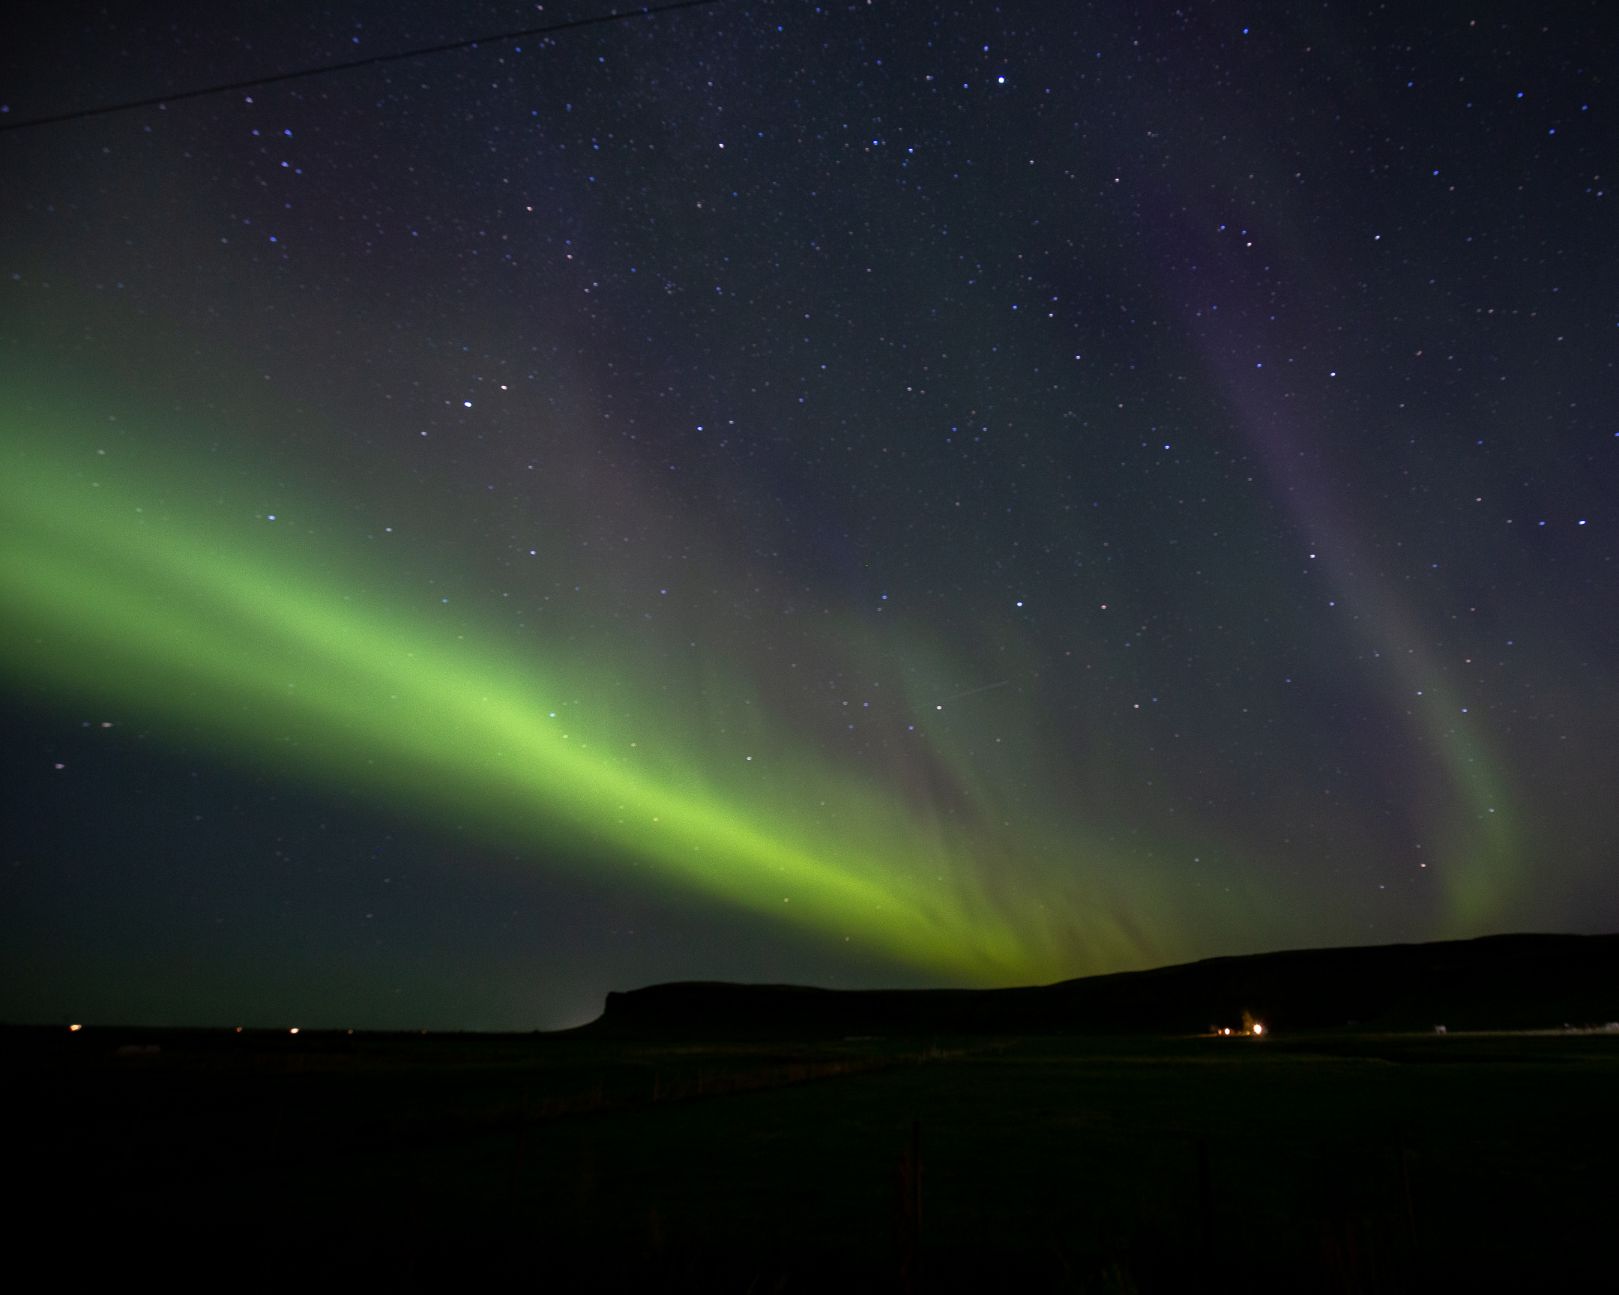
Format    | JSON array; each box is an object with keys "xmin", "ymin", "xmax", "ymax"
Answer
[{"xmin": 0, "ymin": 0, "xmax": 731, "ymax": 133}]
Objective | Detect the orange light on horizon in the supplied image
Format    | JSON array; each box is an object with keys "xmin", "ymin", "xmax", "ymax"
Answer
[
  {"xmin": 68, "ymin": 1023, "xmax": 83, "ymax": 1033},
  {"xmin": 289, "ymin": 1027, "xmax": 300, "ymax": 1035},
  {"xmin": 1252, "ymin": 1023, "xmax": 1265, "ymax": 1036}
]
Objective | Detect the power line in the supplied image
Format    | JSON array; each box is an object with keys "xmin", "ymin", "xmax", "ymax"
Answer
[{"xmin": 0, "ymin": 0, "xmax": 730, "ymax": 133}]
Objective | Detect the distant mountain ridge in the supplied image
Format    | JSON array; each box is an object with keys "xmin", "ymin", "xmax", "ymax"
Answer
[{"xmin": 593, "ymin": 933, "xmax": 1619, "ymax": 1036}]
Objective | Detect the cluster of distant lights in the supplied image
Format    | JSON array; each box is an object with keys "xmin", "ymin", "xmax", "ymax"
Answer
[{"xmin": 67, "ymin": 1021, "xmax": 1270, "ymax": 1039}]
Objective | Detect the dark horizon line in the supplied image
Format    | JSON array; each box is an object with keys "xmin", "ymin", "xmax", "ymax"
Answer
[{"xmin": 8, "ymin": 928, "xmax": 1611, "ymax": 1036}]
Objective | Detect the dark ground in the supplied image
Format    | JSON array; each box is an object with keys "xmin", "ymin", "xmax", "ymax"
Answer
[{"xmin": 10, "ymin": 1022, "xmax": 1617, "ymax": 1292}]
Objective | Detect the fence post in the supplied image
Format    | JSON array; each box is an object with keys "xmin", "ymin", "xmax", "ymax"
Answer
[
  {"xmin": 1196, "ymin": 1136, "xmax": 1213, "ymax": 1253},
  {"xmin": 1397, "ymin": 1141, "xmax": 1418, "ymax": 1256},
  {"xmin": 898, "ymin": 1117, "xmax": 923, "ymax": 1291}
]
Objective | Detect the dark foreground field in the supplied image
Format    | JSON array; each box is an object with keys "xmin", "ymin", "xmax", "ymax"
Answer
[{"xmin": 10, "ymin": 1024, "xmax": 1616, "ymax": 1292}]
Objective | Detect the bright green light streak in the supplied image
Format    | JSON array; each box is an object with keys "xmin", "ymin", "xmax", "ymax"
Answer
[
  {"xmin": 3, "ymin": 424, "xmax": 1094, "ymax": 981},
  {"xmin": 1419, "ymin": 689, "xmax": 1520, "ymax": 932}
]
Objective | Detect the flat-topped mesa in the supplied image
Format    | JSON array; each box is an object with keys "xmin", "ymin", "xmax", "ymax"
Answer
[{"xmin": 591, "ymin": 933, "xmax": 1619, "ymax": 1037}]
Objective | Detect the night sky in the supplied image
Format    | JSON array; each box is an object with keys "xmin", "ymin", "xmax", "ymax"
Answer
[{"xmin": 3, "ymin": 2, "xmax": 1615, "ymax": 1030}]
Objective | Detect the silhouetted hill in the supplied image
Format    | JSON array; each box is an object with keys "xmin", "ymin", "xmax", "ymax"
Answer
[{"xmin": 593, "ymin": 933, "xmax": 1619, "ymax": 1036}]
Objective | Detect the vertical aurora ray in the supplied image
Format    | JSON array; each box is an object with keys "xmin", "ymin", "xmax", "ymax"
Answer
[
  {"xmin": 1202, "ymin": 356, "xmax": 1523, "ymax": 932},
  {"xmin": 2, "ymin": 407, "xmax": 1223, "ymax": 983}
]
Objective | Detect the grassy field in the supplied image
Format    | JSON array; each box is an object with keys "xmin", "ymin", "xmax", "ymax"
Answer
[{"xmin": 11, "ymin": 1025, "xmax": 1616, "ymax": 1290}]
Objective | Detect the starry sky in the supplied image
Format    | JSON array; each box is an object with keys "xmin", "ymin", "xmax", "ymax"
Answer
[{"xmin": 3, "ymin": 1, "xmax": 1615, "ymax": 1030}]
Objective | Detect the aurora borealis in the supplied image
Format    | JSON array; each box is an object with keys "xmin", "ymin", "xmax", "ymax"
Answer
[{"xmin": 3, "ymin": 3, "xmax": 1615, "ymax": 1029}]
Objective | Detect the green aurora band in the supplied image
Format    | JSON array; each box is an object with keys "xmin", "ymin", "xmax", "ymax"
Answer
[
  {"xmin": 3, "ymin": 407, "xmax": 1239, "ymax": 984},
  {"xmin": 4, "ymin": 375, "xmax": 1533, "ymax": 982}
]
